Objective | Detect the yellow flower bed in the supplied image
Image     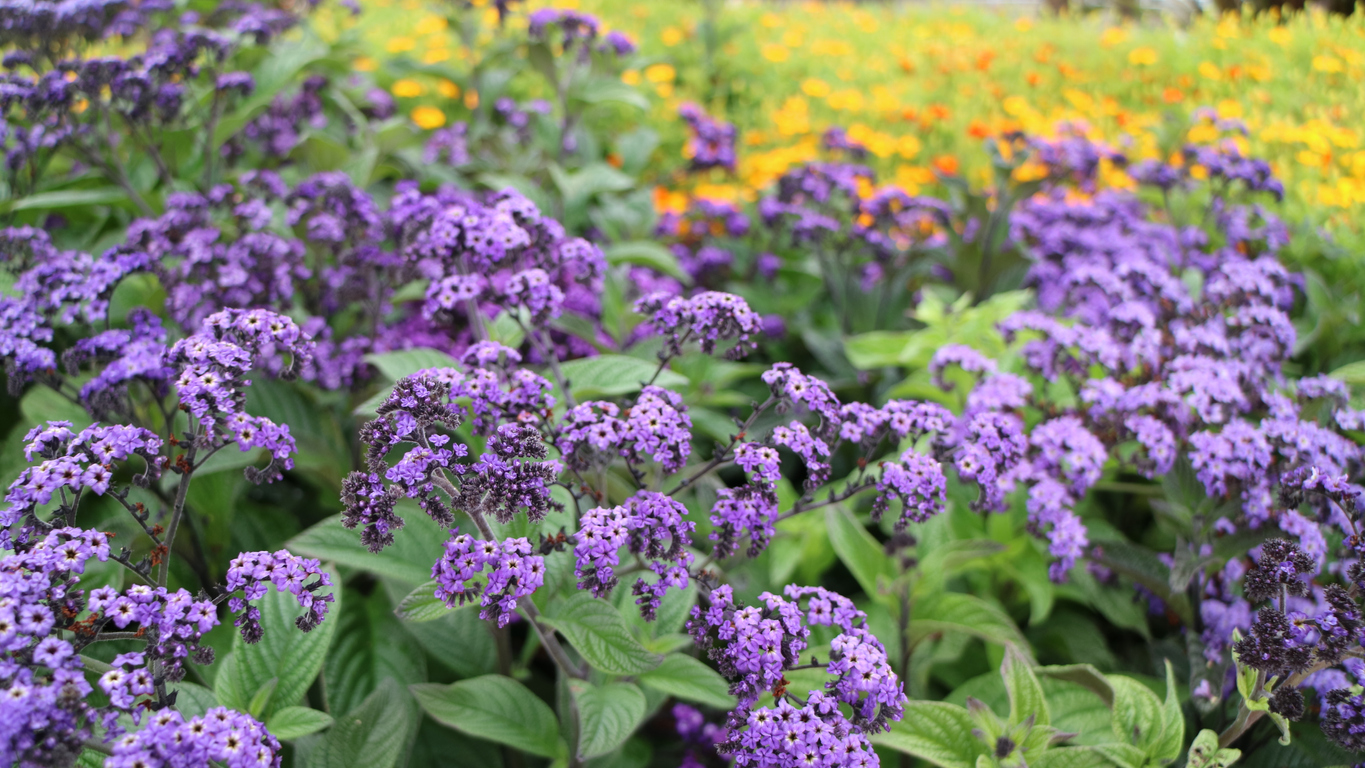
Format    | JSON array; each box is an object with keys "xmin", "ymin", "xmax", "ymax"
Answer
[{"xmin": 329, "ymin": 0, "xmax": 1365, "ymax": 237}]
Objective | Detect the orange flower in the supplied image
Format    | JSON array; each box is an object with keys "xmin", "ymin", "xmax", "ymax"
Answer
[
  {"xmin": 967, "ymin": 120, "xmax": 990, "ymax": 139},
  {"xmin": 411, "ymin": 106, "xmax": 446, "ymax": 129},
  {"xmin": 933, "ymin": 155, "xmax": 959, "ymax": 175},
  {"xmin": 928, "ymin": 104, "xmax": 951, "ymax": 120},
  {"xmin": 1026, "ymin": 71, "xmax": 1041, "ymax": 87},
  {"xmin": 1163, "ymin": 87, "xmax": 1184, "ymax": 104}
]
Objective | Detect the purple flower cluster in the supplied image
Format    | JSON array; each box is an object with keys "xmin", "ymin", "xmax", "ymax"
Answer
[
  {"xmin": 106, "ymin": 707, "xmax": 282, "ymax": 768},
  {"xmin": 635, "ymin": 290, "xmax": 763, "ymax": 360},
  {"xmin": 679, "ymin": 103, "xmax": 737, "ymax": 172},
  {"xmin": 688, "ymin": 584, "xmax": 905, "ymax": 768},
  {"xmin": 431, "ymin": 529, "xmax": 545, "ymax": 627},
  {"xmin": 224, "ymin": 549, "xmax": 334, "ymax": 643},
  {"xmin": 3, "ymin": 422, "xmax": 162, "ymax": 545},
  {"xmin": 572, "ymin": 491, "xmax": 694, "ymax": 619},
  {"xmin": 558, "ymin": 385, "xmax": 692, "ymax": 473},
  {"xmin": 873, "ymin": 450, "xmax": 947, "ymax": 531}
]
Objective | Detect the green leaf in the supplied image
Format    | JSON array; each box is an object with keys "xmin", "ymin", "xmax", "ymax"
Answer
[
  {"xmin": 542, "ymin": 594, "xmax": 664, "ymax": 676},
  {"xmin": 394, "ymin": 579, "xmax": 471, "ymax": 622},
  {"xmin": 1003, "ymin": 646, "xmax": 1050, "ymax": 728},
  {"xmin": 0, "ymin": 187, "xmax": 135, "ymax": 213},
  {"xmin": 411, "ymin": 675, "xmax": 563, "ymax": 758},
  {"xmin": 1109, "ymin": 676, "xmax": 1164, "ymax": 755},
  {"xmin": 169, "ymin": 681, "xmax": 218, "ymax": 720},
  {"xmin": 572, "ymin": 681, "xmax": 648, "ymax": 760},
  {"xmin": 571, "ymin": 79, "xmax": 650, "ymax": 110},
  {"xmin": 364, "ymin": 348, "xmax": 460, "ymax": 381},
  {"xmin": 1029, "ymin": 748, "xmax": 1116, "ymax": 768},
  {"xmin": 603, "ymin": 242, "xmax": 687, "ymax": 281},
  {"xmin": 637, "ymin": 653, "xmax": 735, "ymax": 710},
  {"xmin": 871, "ymin": 701, "xmax": 981, "ymax": 768},
  {"xmin": 1187, "ymin": 729, "xmax": 1241, "ymax": 768},
  {"xmin": 1091, "ymin": 743, "xmax": 1149, "ymax": 768},
  {"xmin": 248, "ymin": 677, "xmax": 279, "ymax": 720},
  {"xmin": 825, "ymin": 506, "xmax": 894, "ymax": 599},
  {"xmin": 1330, "ymin": 360, "xmax": 1365, "ymax": 385},
  {"xmin": 20, "ymin": 386, "xmax": 92, "ymax": 431},
  {"xmin": 911, "ymin": 592, "xmax": 1030, "ymax": 656},
  {"xmin": 267, "ymin": 706, "xmax": 335, "ymax": 740},
  {"xmin": 325, "ymin": 588, "xmax": 427, "ymax": 717},
  {"xmin": 287, "ymin": 510, "xmax": 445, "ymax": 586},
  {"xmin": 556, "ymin": 355, "xmax": 688, "ymax": 400},
  {"xmin": 218, "ymin": 571, "xmax": 341, "ymax": 721},
  {"xmin": 307, "ymin": 677, "xmax": 418, "ymax": 768},
  {"xmin": 1150, "ymin": 660, "xmax": 1185, "ymax": 761},
  {"xmin": 1036, "ymin": 665, "xmax": 1115, "ymax": 708}
]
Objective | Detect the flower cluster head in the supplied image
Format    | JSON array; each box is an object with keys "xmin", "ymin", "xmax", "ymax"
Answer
[
  {"xmin": 688, "ymin": 585, "xmax": 905, "ymax": 768},
  {"xmin": 873, "ymin": 450, "xmax": 947, "ymax": 531},
  {"xmin": 573, "ymin": 491, "xmax": 694, "ymax": 620},
  {"xmin": 636, "ymin": 290, "xmax": 763, "ymax": 360},
  {"xmin": 106, "ymin": 707, "xmax": 282, "ymax": 768},
  {"xmin": 559, "ymin": 385, "xmax": 693, "ymax": 473},
  {"xmin": 90, "ymin": 583, "xmax": 218, "ymax": 685},
  {"xmin": 431, "ymin": 528, "xmax": 545, "ymax": 627},
  {"xmin": 1242, "ymin": 538, "xmax": 1315, "ymax": 604},
  {"xmin": 394, "ymin": 185, "xmax": 605, "ymax": 335},
  {"xmin": 679, "ymin": 103, "xmax": 737, "ymax": 172},
  {"xmin": 225, "ymin": 550, "xmax": 334, "ymax": 643},
  {"xmin": 3, "ymin": 422, "xmax": 162, "ymax": 545},
  {"xmin": 167, "ymin": 309, "xmax": 311, "ymax": 483}
]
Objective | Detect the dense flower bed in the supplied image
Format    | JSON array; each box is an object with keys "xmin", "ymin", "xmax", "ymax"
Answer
[{"xmin": 1, "ymin": 1, "xmax": 1364, "ymax": 767}]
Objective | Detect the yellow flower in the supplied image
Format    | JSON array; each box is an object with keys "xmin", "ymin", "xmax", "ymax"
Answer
[
  {"xmin": 1268, "ymin": 27, "xmax": 1291, "ymax": 46},
  {"xmin": 422, "ymin": 49, "xmax": 450, "ymax": 64},
  {"xmin": 1128, "ymin": 47, "xmax": 1157, "ymax": 66},
  {"xmin": 1014, "ymin": 17, "xmax": 1033, "ymax": 32},
  {"xmin": 760, "ymin": 13, "xmax": 782, "ymax": 28},
  {"xmin": 621, "ymin": 69, "xmax": 641, "ymax": 86},
  {"xmin": 655, "ymin": 83, "xmax": 674, "ymax": 98},
  {"xmin": 644, "ymin": 63, "xmax": 675, "ymax": 83},
  {"xmin": 355, "ymin": 57, "xmax": 377, "ymax": 72},
  {"xmin": 762, "ymin": 44, "xmax": 790, "ymax": 63},
  {"xmin": 391, "ymin": 79, "xmax": 425, "ymax": 98},
  {"xmin": 386, "ymin": 36, "xmax": 416, "ymax": 53},
  {"xmin": 1198, "ymin": 61, "xmax": 1223, "ymax": 81},
  {"xmin": 661, "ymin": 26, "xmax": 683, "ymax": 46},
  {"xmin": 801, "ymin": 78, "xmax": 831, "ymax": 98},
  {"xmin": 411, "ymin": 106, "xmax": 445, "ymax": 129},
  {"xmin": 437, "ymin": 80, "xmax": 460, "ymax": 99},
  {"xmin": 1100, "ymin": 28, "xmax": 1127, "ymax": 48},
  {"xmin": 896, "ymin": 135, "xmax": 922, "ymax": 159},
  {"xmin": 464, "ymin": 90, "xmax": 479, "ymax": 109},
  {"xmin": 1313, "ymin": 55, "xmax": 1343, "ymax": 73},
  {"xmin": 414, "ymin": 15, "xmax": 447, "ymax": 35}
]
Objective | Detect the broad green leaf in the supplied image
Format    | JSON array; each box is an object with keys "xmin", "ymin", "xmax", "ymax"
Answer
[
  {"xmin": 411, "ymin": 675, "xmax": 563, "ymax": 758},
  {"xmin": 307, "ymin": 678, "xmax": 418, "ymax": 768},
  {"xmin": 872, "ymin": 701, "xmax": 981, "ymax": 768},
  {"xmin": 571, "ymin": 681, "xmax": 648, "ymax": 760},
  {"xmin": 1091, "ymin": 743, "xmax": 1148, "ymax": 768},
  {"xmin": 637, "ymin": 653, "xmax": 735, "ymax": 710},
  {"xmin": 287, "ymin": 510, "xmax": 445, "ymax": 586},
  {"xmin": 571, "ymin": 79, "xmax": 650, "ymax": 110},
  {"xmin": 1109, "ymin": 676, "xmax": 1164, "ymax": 755},
  {"xmin": 603, "ymin": 242, "xmax": 687, "ymax": 281},
  {"xmin": 364, "ymin": 348, "xmax": 461, "ymax": 381},
  {"xmin": 395, "ymin": 579, "xmax": 473, "ymax": 622},
  {"xmin": 219, "ymin": 571, "xmax": 341, "ymax": 721},
  {"xmin": 1029, "ymin": 748, "xmax": 1116, "ymax": 768},
  {"xmin": 248, "ymin": 677, "xmax": 279, "ymax": 720},
  {"xmin": 1330, "ymin": 360, "xmax": 1365, "ymax": 385},
  {"xmin": 1150, "ymin": 660, "xmax": 1185, "ymax": 761},
  {"xmin": 542, "ymin": 594, "xmax": 663, "ymax": 676},
  {"xmin": 20, "ymin": 386, "xmax": 92, "ymax": 431},
  {"xmin": 268, "ymin": 706, "xmax": 335, "ymax": 740},
  {"xmin": 825, "ymin": 506, "xmax": 894, "ymax": 599},
  {"xmin": 1003, "ymin": 646, "xmax": 1049, "ymax": 728},
  {"xmin": 325, "ymin": 588, "xmax": 427, "ymax": 717},
  {"xmin": 911, "ymin": 592, "xmax": 1029, "ymax": 656},
  {"xmin": 75, "ymin": 750, "xmax": 106, "ymax": 768},
  {"xmin": 1037, "ymin": 665, "xmax": 1115, "ymax": 708},
  {"xmin": 170, "ymin": 681, "xmax": 218, "ymax": 720},
  {"xmin": 557, "ymin": 355, "xmax": 688, "ymax": 399},
  {"xmin": 0, "ymin": 187, "xmax": 133, "ymax": 213}
]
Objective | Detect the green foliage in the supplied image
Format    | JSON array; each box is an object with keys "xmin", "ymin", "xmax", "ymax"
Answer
[{"xmin": 411, "ymin": 675, "xmax": 566, "ymax": 759}]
